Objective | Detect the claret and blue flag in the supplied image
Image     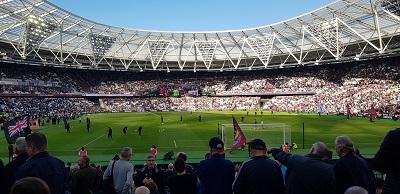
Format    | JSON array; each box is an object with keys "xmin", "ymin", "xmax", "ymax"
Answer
[
  {"xmin": 4, "ymin": 117, "xmax": 31, "ymax": 144},
  {"xmin": 229, "ymin": 116, "xmax": 247, "ymax": 154}
]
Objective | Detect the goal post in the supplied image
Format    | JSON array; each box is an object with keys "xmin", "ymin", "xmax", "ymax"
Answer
[{"xmin": 221, "ymin": 123, "xmax": 291, "ymax": 150}]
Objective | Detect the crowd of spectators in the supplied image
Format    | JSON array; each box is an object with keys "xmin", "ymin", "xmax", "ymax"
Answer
[
  {"xmin": 0, "ymin": 57, "xmax": 399, "ymax": 117},
  {"xmin": 2, "ymin": 132, "xmax": 398, "ymax": 193}
]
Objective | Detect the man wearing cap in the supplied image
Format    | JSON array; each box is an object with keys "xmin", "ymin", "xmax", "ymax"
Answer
[
  {"xmin": 268, "ymin": 142, "xmax": 336, "ymax": 194},
  {"xmin": 197, "ymin": 137, "xmax": 235, "ymax": 194},
  {"xmin": 233, "ymin": 138, "xmax": 284, "ymax": 194}
]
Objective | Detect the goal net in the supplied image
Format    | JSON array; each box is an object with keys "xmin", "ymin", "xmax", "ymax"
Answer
[{"xmin": 221, "ymin": 123, "xmax": 291, "ymax": 150}]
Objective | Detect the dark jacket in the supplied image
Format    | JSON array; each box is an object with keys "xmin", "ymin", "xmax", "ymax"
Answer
[
  {"xmin": 196, "ymin": 153, "xmax": 235, "ymax": 194},
  {"xmin": 373, "ymin": 128, "xmax": 400, "ymax": 194},
  {"xmin": 135, "ymin": 166, "xmax": 164, "ymax": 193},
  {"xmin": 233, "ymin": 155, "xmax": 284, "ymax": 194},
  {"xmin": 334, "ymin": 153, "xmax": 375, "ymax": 194},
  {"xmin": 272, "ymin": 149, "xmax": 336, "ymax": 194},
  {"xmin": 13, "ymin": 151, "xmax": 66, "ymax": 194},
  {"xmin": 70, "ymin": 165, "xmax": 99, "ymax": 194},
  {"xmin": 1, "ymin": 152, "xmax": 29, "ymax": 194}
]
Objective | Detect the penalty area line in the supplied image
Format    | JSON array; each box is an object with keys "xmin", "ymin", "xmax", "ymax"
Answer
[{"xmin": 77, "ymin": 134, "xmax": 105, "ymax": 150}]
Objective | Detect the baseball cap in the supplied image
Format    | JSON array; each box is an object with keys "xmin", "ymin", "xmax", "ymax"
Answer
[
  {"xmin": 250, "ymin": 139, "xmax": 267, "ymax": 150},
  {"xmin": 208, "ymin": 137, "xmax": 224, "ymax": 149}
]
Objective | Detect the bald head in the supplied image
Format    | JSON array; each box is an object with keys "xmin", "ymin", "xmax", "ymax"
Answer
[
  {"xmin": 344, "ymin": 186, "xmax": 368, "ymax": 194},
  {"xmin": 135, "ymin": 186, "xmax": 150, "ymax": 194},
  {"xmin": 310, "ymin": 142, "xmax": 328, "ymax": 157}
]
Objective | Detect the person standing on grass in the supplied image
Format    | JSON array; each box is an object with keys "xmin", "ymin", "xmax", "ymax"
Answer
[
  {"xmin": 180, "ymin": 115, "xmax": 183, "ymax": 123},
  {"xmin": 79, "ymin": 147, "xmax": 87, "ymax": 156},
  {"xmin": 108, "ymin": 127, "xmax": 113, "ymax": 139},
  {"xmin": 123, "ymin": 126, "xmax": 128, "ymax": 135},
  {"xmin": 66, "ymin": 122, "xmax": 71, "ymax": 133},
  {"xmin": 138, "ymin": 126, "xmax": 142, "ymax": 137},
  {"xmin": 8, "ymin": 143, "xmax": 14, "ymax": 162},
  {"xmin": 150, "ymin": 145, "xmax": 158, "ymax": 158}
]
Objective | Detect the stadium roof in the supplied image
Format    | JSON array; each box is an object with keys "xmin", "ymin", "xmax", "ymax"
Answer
[{"xmin": 0, "ymin": 0, "xmax": 400, "ymax": 72}]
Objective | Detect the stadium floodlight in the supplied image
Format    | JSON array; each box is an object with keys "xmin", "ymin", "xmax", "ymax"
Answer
[
  {"xmin": 354, "ymin": 54, "xmax": 360, "ymax": 60},
  {"xmin": 89, "ymin": 34, "xmax": 116, "ymax": 64},
  {"xmin": 24, "ymin": 15, "xmax": 57, "ymax": 56},
  {"xmin": 146, "ymin": 40, "xmax": 171, "ymax": 69},
  {"xmin": 306, "ymin": 19, "xmax": 342, "ymax": 53},
  {"xmin": 194, "ymin": 40, "xmax": 218, "ymax": 70},
  {"xmin": 244, "ymin": 34, "xmax": 275, "ymax": 67},
  {"xmin": 379, "ymin": 0, "xmax": 400, "ymax": 17}
]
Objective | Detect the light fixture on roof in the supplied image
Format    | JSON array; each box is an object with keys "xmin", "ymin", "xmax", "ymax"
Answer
[
  {"xmin": 380, "ymin": 0, "xmax": 400, "ymax": 17},
  {"xmin": 89, "ymin": 34, "xmax": 116, "ymax": 64},
  {"xmin": 24, "ymin": 15, "xmax": 57, "ymax": 56}
]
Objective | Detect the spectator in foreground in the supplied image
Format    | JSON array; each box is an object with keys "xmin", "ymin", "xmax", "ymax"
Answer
[
  {"xmin": 10, "ymin": 177, "xmax": 50, "ymax": 194},
  {"xmin": 197, "ymin": 137, "xmax": 235, "ymax": 194},
  {"xmin": 344, "ymin": 186, "xmax": 368, "ymax": 194},
  {"xmin": 135, "ymin": 186, "xmax": 150, "ymax": 194},
  {"xmin": 1, "ymin": 137, "xmax": 29, "ymax": 194},
  {"xmin": 233, "ymin": 138, "xmax": 284, "ymax": 194},
  {"xmin": 103, "ymin": 147, "xmax": 134, "ymax": 194},
  {"xmin": 135, "ymin": 154, "xmax": 164, "ymax": 193},
  {"xmin": 269, "ymin": 142, "xmax": 336, "ymax": 194},
  {"xmin": 168, "ymin": 157, "xmax": 197, "ymax": 194},
  {"xmin": 334, "ymin": 136, "xmax": 375, "ymax": 194},
  {"xmin": 70, "ymin": 155, "xmax": 99, "ymax": 194},
  {"xmin": 373, "ymin": 128, "xmax": 400, "ymax": 193},
  {"xmin": 13, "ymin": 133, "xmax": 66, "ymax": 194}
]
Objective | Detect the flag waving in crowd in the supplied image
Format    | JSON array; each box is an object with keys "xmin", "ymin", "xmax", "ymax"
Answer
[
  {"xmin": 229, "ymin": 116, "xmax": 247, "ymax": 154},
  {"xmin": 4, "ymin": 117, "xmax": 31, "ymax": 144}
]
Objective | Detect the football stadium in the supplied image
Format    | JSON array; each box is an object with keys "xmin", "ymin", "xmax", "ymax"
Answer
[{"xmin": 0, "ymin": 0, "xmax": 399, "ymax": 193}]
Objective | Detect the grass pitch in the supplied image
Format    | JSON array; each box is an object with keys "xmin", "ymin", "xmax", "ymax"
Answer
[{"xmin": 1, "ymin": 111, "xmax": 397, "ymax": 166}]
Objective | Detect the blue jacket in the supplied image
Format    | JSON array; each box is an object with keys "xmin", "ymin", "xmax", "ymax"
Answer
[
  {"xmin": 197, "ymin": 153, "xmax": 235, "ymax": 194},
  {"xmin": 13, "ymin": 152, "xmax": 66, "ymax": 194}
]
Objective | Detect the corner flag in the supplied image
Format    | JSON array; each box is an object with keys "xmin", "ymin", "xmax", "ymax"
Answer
[
  {"xmin": 229, "ymin": 116, "xmax": 247, "ymax": 154},
  {"xmin": 4, "ymin": 117, "xmax": 31, "ymax": 144}
]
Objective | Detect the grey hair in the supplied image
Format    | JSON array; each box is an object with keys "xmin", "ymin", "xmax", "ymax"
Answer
[
  {"xmin": 335, "ymin": 136, "xmax": 354, "ymax": 153},
  {"xmin": 312, "ymin": 142, "xmax": 328, "ymax": 157},
  {"xmin": 15, "ymin": 137, "xmax": 27, "ymax": 153},
  {"xmin": 121, "ymin": 147, "xmax": 132, "ymax": 158}
]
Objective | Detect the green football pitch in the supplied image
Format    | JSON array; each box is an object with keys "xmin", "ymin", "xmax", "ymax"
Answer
[{"xmin": 1, "ymin": 111, "xmax": 398, "ymax": 166}]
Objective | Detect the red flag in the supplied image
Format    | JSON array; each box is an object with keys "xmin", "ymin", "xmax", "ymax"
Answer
[{"xmin": 229, "ymin": 116, "xmax": 247, "ymax": 154}]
